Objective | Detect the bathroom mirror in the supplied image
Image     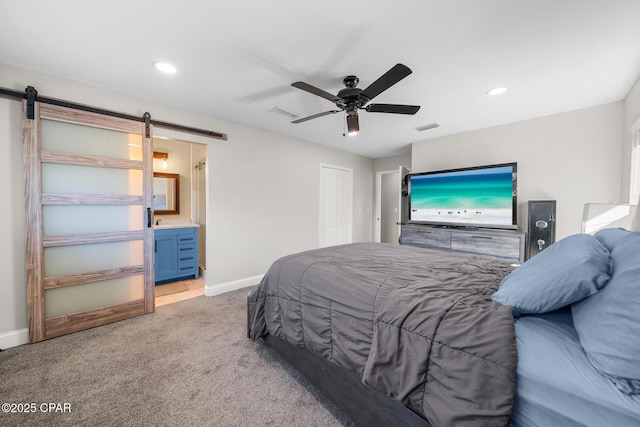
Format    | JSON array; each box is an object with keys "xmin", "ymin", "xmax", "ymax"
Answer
[{"xmin": 153, "ymin": 172, "xmax": 180, "ymax": 215}]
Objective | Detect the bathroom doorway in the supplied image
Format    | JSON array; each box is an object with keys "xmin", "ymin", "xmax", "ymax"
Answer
[{"xmin": 152, "ymin": 135, "xmax": 208, "ymax": 305}]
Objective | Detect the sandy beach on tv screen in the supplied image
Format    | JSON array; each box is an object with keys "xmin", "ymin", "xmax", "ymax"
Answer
[{"xmin": 411, "ymin": 207, "xmax": 511, "ymax": 224}]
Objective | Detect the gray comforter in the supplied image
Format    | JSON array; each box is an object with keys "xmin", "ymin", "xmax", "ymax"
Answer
[{"xmin": 248, "ymin": 242, "xmax": 517, "ymax": 427}]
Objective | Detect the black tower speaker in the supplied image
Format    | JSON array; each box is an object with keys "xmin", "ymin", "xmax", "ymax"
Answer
[{"xmin": 528, "ymin": 200, "xmax": 556, "ymax": 259}]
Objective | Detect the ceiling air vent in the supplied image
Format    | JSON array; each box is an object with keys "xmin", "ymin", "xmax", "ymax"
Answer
[
  {"xmin": 416, "ymin": 122, "xmax": 440, "ymax": 131},
  {"xmin": 269, "ymin": 107, "xmax": 299, "ymax": 121}
]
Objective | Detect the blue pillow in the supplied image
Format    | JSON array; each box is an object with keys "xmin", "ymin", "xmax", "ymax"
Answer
[
  {"xmin": 572, "ymin": 232, "xmax": 640, "ymax": 395},
  {"xmin": 594, "ymin": 227, "xmax": 631, "ymax": 252},
  {"xmin": 492, "ymin": 234, "xmax": 611, "ymax": 317}
]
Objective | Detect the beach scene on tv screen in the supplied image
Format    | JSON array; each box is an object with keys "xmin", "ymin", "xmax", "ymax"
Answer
[{"xmin": 410, "ymin": 166, "xmax": 514, "ymax": 225}]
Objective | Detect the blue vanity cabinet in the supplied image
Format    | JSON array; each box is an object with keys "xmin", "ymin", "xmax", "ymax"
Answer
[
  {"xmin": 154, "ymin": 226, "xmax": 199, "ymax": 284},
  {"xmin": 155, "ymin": 232, "xmax": 177, "ymax": 281}
]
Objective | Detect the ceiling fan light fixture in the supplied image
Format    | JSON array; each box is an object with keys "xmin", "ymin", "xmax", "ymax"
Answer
[
  {"xmin": 346, "ymin": 114, "xmax": 359, "ymax": 136},
  {"xmin": 486, "ymin": 86, "xmax": 508, "ymax": 96},
  {"xmin": 154, "ymin": 61, "xmax": 177, "ymax": 74}
]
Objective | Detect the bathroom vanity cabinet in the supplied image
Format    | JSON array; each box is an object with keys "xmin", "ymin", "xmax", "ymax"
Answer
[{"xmin": 154, "ymin": 225, "xmax": 199, "ymax": 284}]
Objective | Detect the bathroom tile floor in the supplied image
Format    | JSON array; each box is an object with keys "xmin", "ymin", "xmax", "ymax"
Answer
[{"xmin": 155, "ymin": 278, "xmax": 205, "ymax": 307}]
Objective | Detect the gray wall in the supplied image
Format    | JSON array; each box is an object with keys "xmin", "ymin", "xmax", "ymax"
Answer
[
  {"xmin": 207, "ymin": 123, "xmax": 374, "ymax": 284},
  {"xmin": 0, "ymin": 95, "xmax": 26, "ymax": 344},
  {"xmin": 412, "ymin": 102, "xmax": 625, "ymax": 239},
  {"xmin": 0, "ymin": 63, "xmax": 373, "ymax": 343},
  {"xmin": 373, "ymin": 154, "xmax": 411, "ymax": 173}
]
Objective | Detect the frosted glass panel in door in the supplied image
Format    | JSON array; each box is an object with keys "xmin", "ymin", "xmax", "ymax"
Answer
[
  {"xmin": 42, "ymin": 163, "xmax": 143, "ymax": 195},
  {"xmin": 44, "ymin": 240, "xmax": 144, "ymax": 277},
  {"xmin": 41, "ymin": 119, "xmax": 142, "ymax": 159},
  {"xmin": 45, "ymin": 275, "xmax": 144, "ymax": 318},
  {"xmin": 43, "ymin": 205, "xmax": 144, "ymax": 235}
]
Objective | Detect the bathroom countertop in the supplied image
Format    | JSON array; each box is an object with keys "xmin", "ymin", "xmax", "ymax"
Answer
[{"xmin": 154, "ymin": 223, "xmax": 200, "ymax": 230}]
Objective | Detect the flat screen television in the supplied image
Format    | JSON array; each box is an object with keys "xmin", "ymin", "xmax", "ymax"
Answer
[{"xmin": 408, "ymin": 162, "xmax": 517, "ymax": 229}]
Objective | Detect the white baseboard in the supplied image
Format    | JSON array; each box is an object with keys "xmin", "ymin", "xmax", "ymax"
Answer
[
  {"xmin": 204, "ymin": 274, "xmax": 264, "ymax": 297},
  {"xmin": 0, "ymin": 328, "xmax": 29, "ymax": 350},
  {"xmin": 0, "ymin": 274, "xmax": 261, "ymax": 348}
]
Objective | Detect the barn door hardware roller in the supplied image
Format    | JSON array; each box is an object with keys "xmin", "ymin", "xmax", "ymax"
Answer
[{"xmin": 25, "ymin": 86, "xmax": 38, "ymax": 120}]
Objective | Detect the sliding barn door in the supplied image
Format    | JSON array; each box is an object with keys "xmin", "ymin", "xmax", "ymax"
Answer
[{"xmin": 24, "ymin": 102, "xmax": 154, "ymax": 343}]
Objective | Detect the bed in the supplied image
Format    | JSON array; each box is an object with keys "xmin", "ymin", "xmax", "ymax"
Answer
[{"xmin": 247, "ymin": 229, "xmax": 640, "ymax": 427}]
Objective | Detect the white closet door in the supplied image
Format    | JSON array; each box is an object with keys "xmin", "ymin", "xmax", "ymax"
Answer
[{"xmin": 319, "ymin": 165, "xmax": 353, "ymax": 247}]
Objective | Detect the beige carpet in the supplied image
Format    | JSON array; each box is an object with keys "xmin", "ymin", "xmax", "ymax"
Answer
[{"xmin": 0, "ymin": 287, "xmax": 352, "ymax": 427}]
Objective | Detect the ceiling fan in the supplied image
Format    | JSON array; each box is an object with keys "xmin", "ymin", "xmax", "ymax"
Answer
[{"xmin": 291, "ymin": 63, "xmax": 420, "ymax": 135}]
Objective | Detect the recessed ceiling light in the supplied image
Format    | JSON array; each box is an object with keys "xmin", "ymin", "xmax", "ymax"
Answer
[
  {"xmin": 486, "ymin": 87, "xmax": 508, "ymax": 96},
  {"xmin": 154, "ymin": 61, "xmax": 177, "ymax": 74}
]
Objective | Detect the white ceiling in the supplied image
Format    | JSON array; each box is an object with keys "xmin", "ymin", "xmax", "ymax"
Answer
[{"xmin": 2, "ymin": 1, "xmax": 640, "ymax": 158}]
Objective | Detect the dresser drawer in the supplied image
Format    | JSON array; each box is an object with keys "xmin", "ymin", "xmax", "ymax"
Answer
[
  {"xmin": 451, "ymin": 232, "xmax": 522, "ymax": 260},
  {"xmin": 400, "ymin": 225, "xmax": 450, "ymax": 249}
]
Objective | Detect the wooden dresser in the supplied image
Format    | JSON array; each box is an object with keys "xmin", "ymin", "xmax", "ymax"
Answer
[{"xmin": 400, "ymin": 224, "xmax": 526, "ymax": 262}]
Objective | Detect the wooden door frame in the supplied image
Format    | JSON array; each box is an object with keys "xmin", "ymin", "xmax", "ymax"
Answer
[{"xmin": 24, "ymin": 102, "xmax": 154, "ymax": 342}]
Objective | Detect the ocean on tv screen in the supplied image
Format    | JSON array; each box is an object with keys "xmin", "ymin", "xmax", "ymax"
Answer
[{"xmin": 409, "ymin": 165, "xmax": 514, "ymax": 225}]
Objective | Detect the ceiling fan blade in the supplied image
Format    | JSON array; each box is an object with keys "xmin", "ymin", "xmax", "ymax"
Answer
[
  {"xmin": 360, "ymin": 63, "xmax": 412, "ymax": 102},
  {"xmin": 346, "ymin": 114, "xmax": 359, "ymax": 135},
  {"xmin": 292, "ymin": 81, "xmax": 341, "ymax": 103},
  {"xmin": 365, "ymin": 104, "xmax": 420, "ymax": 115},
  {"xmin": 291, "ymin": 110, "xmax": 340, "ymax": 124}
]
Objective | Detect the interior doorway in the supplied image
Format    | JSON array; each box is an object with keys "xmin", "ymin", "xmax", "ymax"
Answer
[
  {"xmin": 152, "ymin": 133, "xmax": 209, "ymax": 305},
  {"xmin": 375, "ymin": 170, "xmax": 401, "ymax": 244}
]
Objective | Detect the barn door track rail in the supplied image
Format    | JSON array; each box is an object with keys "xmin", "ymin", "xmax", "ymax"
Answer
[{"xmin": 0, "ymin": 86, "xmax": 227, "ymax": 140}]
